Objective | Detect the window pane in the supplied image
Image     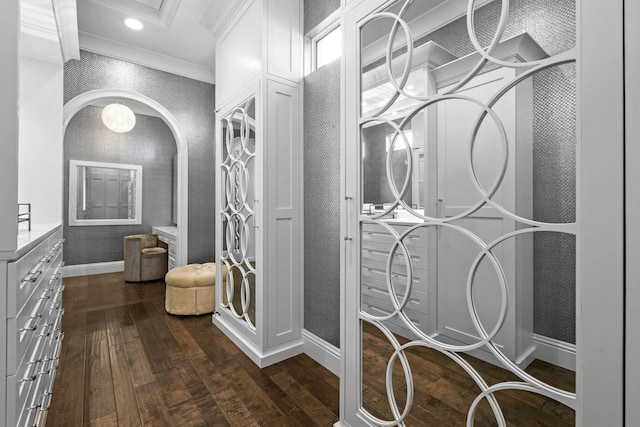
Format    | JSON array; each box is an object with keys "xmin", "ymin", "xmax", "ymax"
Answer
[{"xmin": 316, "ymin": 27, "xmax": 342, "ymax": 68}]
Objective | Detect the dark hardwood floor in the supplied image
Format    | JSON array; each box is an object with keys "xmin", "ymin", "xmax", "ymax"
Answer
[{"xmin": 46, "ymin": 272, "xmax": 574, "ymax": 426}]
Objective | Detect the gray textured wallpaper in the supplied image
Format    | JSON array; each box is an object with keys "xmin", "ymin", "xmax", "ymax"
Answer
[
  {"xmin": 64, "ymin": 51, "xmax": 215, "ymax": 264},
  {"xmin": 64, "ymin": 106, "xmax": 176, "ymax": 265},
  {"xmin": 305, "ymin": 0, "xmax": 340, "ymax": 33},
  {"xmin": 303, "ymin": 0, "xmax": 577, "ymax": 345},
  {"xmin": 304, "ymin": 60, "xmax": 342, "ymax": 347}
]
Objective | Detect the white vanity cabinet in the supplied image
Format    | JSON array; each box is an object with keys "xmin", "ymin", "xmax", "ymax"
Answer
[
  {"xmin": 152, "ymin": 226, "xmax": 177, "ymax": 270},
  {"xmin": 2, "ymin": 226, "xmax": 64, "ymax": 427}
]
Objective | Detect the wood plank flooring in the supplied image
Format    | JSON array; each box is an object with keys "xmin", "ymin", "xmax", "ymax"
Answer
[{"xmin": 46, "ymin": 272, "xmax": 574, "ymax": 426}]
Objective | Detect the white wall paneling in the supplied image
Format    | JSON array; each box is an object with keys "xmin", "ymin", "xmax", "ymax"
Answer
[
  {"xmin": 266, "ymin": 80, "xmax": 302, "ymax": 348},
  {"xmin": 267, "ymin": 0, "xmax": 302, "ymax": 82},
  {"xmin": 216, "ymin": 0, "xmax": 262, "ymax": 108}
]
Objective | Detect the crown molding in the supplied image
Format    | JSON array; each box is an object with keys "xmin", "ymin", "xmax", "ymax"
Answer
[
  {"xmin": 20, "ymin": 0, "xmax": 79, "ymax": 64},
  {"xmin": 21, "ymin": 1, "xmax": 59, "ymax": 42},
  {"xmin": 79, "ymin": 31, "xmax": 215, "ymax": 83},
  {"xmin": 52, "ymin": 0, "xmax": 80, "ymax": 62},
  {"xmin": 20, "ymin": 1, "xmax": 62, "ymax": 63}
]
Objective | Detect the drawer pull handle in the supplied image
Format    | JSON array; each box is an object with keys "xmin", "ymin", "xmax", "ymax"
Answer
[
  {"xmin": 21, "ymin": 321, "xmax": 38, "ymax": 332},
  {"xmin": 21, "ymin": 374, "xmax": 37, "ymax": 383},
  {"xmin": 23, "ymin": 269, "xmax": 43, "ymax": 283}
]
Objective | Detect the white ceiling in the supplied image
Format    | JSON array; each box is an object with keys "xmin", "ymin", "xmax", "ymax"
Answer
[{"xmin": 76, "ymin": 0, "xmax": 237, "ymax": 83}]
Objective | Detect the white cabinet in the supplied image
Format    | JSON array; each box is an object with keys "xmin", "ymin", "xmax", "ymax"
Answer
[
  {"xmin": 360, "ymin": 221, "xmax": 431, "ymax": 338},
  {"xmin": 214, "ymin": 0, "xmax": 303, "ymax": 367},
  {"xmin": 152, "ymin": 226, "xmax": 177, "ymax": 270},
  {"xmin": 430, "ymin": 34, "xmax": 545, "ymax": 367},
  {"xmin": 2, "ymin": 226, "xmax": 64, "ymax": 427}
]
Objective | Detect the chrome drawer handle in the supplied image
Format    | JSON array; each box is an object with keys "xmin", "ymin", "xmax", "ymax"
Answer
[
  {"xmin": 23, "ymin": 269, "xmax": 43, "ymax": 283},
  {"xmin": 21, "ymin": 374, "xmax": 37, "ymax": 383},
  {"xmin": 21, "ymin": 315, "xmax": 40, "ymax": 331}
]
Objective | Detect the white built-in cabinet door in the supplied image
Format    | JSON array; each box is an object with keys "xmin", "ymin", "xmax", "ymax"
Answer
[{"xmin": 435, "ymin": 66, "xmax": 534, "ymax": 366}]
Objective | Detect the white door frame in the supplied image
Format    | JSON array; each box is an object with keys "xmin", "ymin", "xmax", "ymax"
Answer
[
  {"xmin": 577, "ymin": 1, "xmax": 624, "ymax": 424},
  {"xmin": 625, "ymin": 0, "xmax": 640, "ymax": 424},
  {"xmin": 338, "ymin": 0, "xmax": 625, "ymax": 425}
]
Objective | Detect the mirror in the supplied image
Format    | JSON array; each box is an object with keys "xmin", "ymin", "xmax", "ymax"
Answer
[
  {"xmin": 360, "ymin": 41, "xmax": 453, "ymax": 215},
  {"xmin": 68, "ymin": 159, "xmax": 142, "ymax": 226}
]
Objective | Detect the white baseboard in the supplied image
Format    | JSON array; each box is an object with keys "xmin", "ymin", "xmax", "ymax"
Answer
[
  {"xmin": 212, "ymin": 312, "xmax": 304, "ymax": 368},
  {"xmin": 533, "ymin": 333, "xmax": 576, "ymax": 371},
  {"xmin": 62, "ymin": 261, "xmax": 124, "ymax": 278},
  {"xmin": 303, "ymin": 329, "xmax": 341, "ymax": 376}
]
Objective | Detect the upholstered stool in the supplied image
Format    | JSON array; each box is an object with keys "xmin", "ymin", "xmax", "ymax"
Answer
[{"xmin": 164, "ymin": 263, "xmax": 225, "ymax": 315}]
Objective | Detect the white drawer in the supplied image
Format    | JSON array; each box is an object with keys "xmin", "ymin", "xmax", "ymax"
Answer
[
  {"xmin": 362, "ymin": 285, "xmax": 428, "ymax": 314},
  {"xmin": 7, "ymin": 284, "xmax": 54, "ymax": 374},
  {"xmin": 27, "ymin": 334, "xmax": 62, "ymax": 419},
  {"xmin": 361, "ymin": 247, "xmax": 429, "ymax": 276},
  {"xmin": 361, "ymin": 222, "xmax": 429, "ymax": 248},
  {"xmin": 47, "ymin": 229, "xmax": 63, "ymax": 251},
  {"xmin": 362, "ymin": 293, "xmax": 429, "ymax": 333},
  {"xmin": 6, "ymin": 332, "xmax": 49, "ymax": 427},
  {"xmin": 361, "ymin": 263, "xmax": 429, "ymax": 293},
  {"xmin": 8, "ymin": 248, "xmax": 49, "ymax": 319}
]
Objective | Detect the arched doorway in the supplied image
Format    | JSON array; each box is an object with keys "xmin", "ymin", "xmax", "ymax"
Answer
[{"xmin": 63, "ymin": 89, "xmax": 188, "ymax": 266}]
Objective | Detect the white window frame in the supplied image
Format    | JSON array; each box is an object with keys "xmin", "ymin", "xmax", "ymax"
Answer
[{"xmin": 311, "ymin": 22, "xmax": 342, "ymax": 71}]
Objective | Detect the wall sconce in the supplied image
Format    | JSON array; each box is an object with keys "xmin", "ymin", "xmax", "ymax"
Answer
[{"xmin": 102, "ymin": 103, "xmax": 136, "ymax": 133}]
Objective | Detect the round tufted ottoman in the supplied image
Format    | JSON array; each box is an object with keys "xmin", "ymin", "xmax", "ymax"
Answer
[{"xmin": 164, "ymin": 263, "xmax": 225, "ymax": 315}]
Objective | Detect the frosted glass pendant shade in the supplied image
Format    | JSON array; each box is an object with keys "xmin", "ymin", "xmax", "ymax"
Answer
[{"xmin": 102, "ymin": 103, "xmax": 136, "ymax": 133}]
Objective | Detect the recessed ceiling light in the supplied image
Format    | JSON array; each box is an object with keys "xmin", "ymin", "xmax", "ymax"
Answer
[{"xmin": 124, "ymin": 18, "xmax": 144, "ymax": 31}]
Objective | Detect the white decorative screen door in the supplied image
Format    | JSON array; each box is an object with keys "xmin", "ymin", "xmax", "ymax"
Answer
[
  {"xmin": 342, "ymin": 0, "xmax": 624, "ymax": 425},
  {"xmin": 218, "ymin": 95, "xmax": 258, "ymax": 333}
]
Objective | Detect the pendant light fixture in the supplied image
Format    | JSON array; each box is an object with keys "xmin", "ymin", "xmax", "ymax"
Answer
[{"xmin": 101, "ymin": 103, "xmax": 136, "ymax": 133}]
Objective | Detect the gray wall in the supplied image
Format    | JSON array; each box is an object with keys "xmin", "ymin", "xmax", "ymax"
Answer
[
  {"xmin": 304, "ymin": 0, "xmax": 340, "ymax": 32},
  {"xmin": 64, "ymin": 106, "xmax": 176, "ymax": 264},
  {"xmin": 64, "ymin": 51, "xmax": 216, "ymax": 264},
  {"xmin": 304, "ymin": 60, "xmax": 341, "ymax": 347},
  {"xmin": 303, "ymin": 0, "xmax": 577, "ymax": 346}
]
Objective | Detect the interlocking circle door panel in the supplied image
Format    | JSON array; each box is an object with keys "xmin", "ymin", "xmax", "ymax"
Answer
[
  {"xmin": 343, "ymin": 0, "xmax": 581, "ymax": 425},
  {"xmin": 219, "ymin": 96, "xmax": 257, "ymax": 330}
]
